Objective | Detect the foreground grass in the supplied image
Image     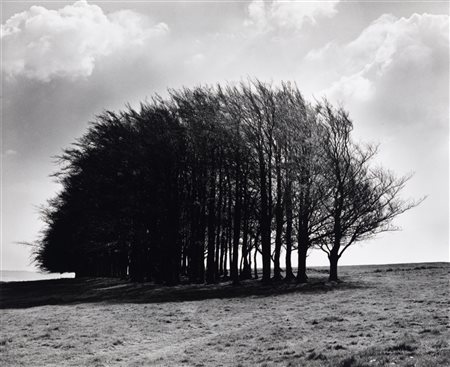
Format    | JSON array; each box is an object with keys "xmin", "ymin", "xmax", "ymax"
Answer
[{"xmin": 1, "ymin": 263, "xmax": 449, "ymax": 366}]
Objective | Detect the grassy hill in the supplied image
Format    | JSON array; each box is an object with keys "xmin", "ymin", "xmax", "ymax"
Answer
[{"xmin": 1, "ymin": 262, "xmax": 449, "ymax": 366}]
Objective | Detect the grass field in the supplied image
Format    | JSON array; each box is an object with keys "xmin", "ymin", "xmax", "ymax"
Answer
[{"xmin": 1, "ymin": 263, "xmax": 449, "ymax": 366}]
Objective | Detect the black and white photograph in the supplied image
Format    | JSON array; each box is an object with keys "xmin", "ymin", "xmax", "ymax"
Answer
[{"xmin": 1, "ymin": 0, "xmax": 449, "ymax": 366}]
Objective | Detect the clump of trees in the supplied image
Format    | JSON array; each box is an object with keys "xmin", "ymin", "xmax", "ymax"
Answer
[{"xmin": 33, "ymin": 81, "xmax": 419, "ymax": 284}]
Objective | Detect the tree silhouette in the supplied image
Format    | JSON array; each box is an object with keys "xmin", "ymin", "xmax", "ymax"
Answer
[{"xmin": 33, "ymin": 81, "xmax": 420, "ymax": 285}]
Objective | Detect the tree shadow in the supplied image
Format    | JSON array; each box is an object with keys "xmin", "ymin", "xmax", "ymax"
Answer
[{"xmin": 0, "ymin": 275, "xmax": 369, "ymax": 309}]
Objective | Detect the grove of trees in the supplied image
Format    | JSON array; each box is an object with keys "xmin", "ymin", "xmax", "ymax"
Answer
[{"xmin": 33, "ymin": 81, "xmax": 419, "ymax": 284}]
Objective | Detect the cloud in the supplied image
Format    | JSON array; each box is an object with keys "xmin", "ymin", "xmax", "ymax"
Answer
[
  {"xmin": 244, "ymin": 0, "xmax": 339, "ymax": 32},
  {"xmin": 326, "ymin": 71, "xmax": 375, "ymax": 102},
  {"xmin": 308, "ymin": 13, "xmax": 449, "ymax": 115},
  {"xmin": 1, "ymin": 0, "xmax": 169, "ymax": 81}
]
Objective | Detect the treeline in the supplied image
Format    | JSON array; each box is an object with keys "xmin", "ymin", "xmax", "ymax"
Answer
[{"xmin": 34, "ymin": 81, "xmax": 418, "ymax": 284}]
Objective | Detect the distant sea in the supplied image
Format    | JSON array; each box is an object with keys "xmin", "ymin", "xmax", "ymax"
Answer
[{"xmin": 0, "ymin": 270, "xmax": 75, "ymax": 282}]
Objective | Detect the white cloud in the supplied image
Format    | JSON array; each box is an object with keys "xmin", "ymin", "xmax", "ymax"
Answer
[
  {"xmin": 309, "ymin": 13, "xmax": 449, "ymax": 112},
  {"xmin": 326, "ymin": 71, "xmax": 375, "ymax": 102},
  {"xmin": 245, "ymin": 0, "xmax": 268, "ymax": 31},
  {"xmin": 244, "ymin": 0, "xmax": 339, "ymax": 32},
  {"xmin": 1, "ymin": 0, "xmax": 169, "ymax": 81}
]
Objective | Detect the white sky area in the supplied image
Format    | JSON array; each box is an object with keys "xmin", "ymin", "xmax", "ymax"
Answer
[{"xmin": 1, "ymin": 0, "xmax": 449, "ymax": 271}]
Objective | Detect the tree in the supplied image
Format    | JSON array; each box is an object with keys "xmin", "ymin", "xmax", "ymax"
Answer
[
  {"xmin": 33, "ymin": 82, "xmax": 420, "ymax": 286},
  {"xmin": 220, "ymin": 81, "xmax": 276, "ymax": 283},
  {"xmin": 316, "ymin": 101, "xmax": 422, "ymax": 281},
  {"xmin": 275, "ymin": 83, "xmax": 328, "ymax": 283}
]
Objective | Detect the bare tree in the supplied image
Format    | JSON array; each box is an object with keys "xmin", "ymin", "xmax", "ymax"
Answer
[{"xmin": 317, "ymin": 101, "xmax": 422, "ymax": 281}]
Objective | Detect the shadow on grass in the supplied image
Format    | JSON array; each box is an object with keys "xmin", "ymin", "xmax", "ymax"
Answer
[{"xmin": 0, "ymin": 276, "xmax": 368, "ymax": 309}]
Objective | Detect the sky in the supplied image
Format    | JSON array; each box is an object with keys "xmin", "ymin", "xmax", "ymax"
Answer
[{"xmin": 1, "ymin": 0, "xmax": 449, "ymax": 271}]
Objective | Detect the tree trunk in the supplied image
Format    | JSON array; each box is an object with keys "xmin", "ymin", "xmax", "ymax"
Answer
[
  {"xmin": 188, "ymin": 197, "xmax": 203, "ymax": 283},
  {"xmin": 240, "ymin": 217, "xmax": 251, "ymax": 279},
  {"xmin": 273, "ymin": 152, "xmax": 283, "ymax": 281},
  {"xmin": 214, "ymin": 162, "xmax": 223, "ymax": 280},
  {"xmin": 165, "ymin": 192, "xmax": 181, "ymax": 285},
  {"xmin": 231, "ymin": 175, "xmax": 241, "ymax": 285},
  {"xmin": 259, "ymin": 154, "xmax": 271, "ymax": 283},
  {"xmin": 220, "ymin": 230, "xmax": 226, "ymax": 277},
  {"xmin": 296, "ymin": 214, "xmax": 309, "ymax": 283},
  {"xmin": 240, "ymin": 176, "xmax": 251, "ymax": 280},
  {"xmin": 181, "ymin": 237, "xmax": 188, "ymax": 276},
  {"xmin": 214, "ymin": 227, "xmax": 221, "ymax": 280},
  {"xmin": 198, "ymin": 199, "xmax": 206, "ymax": 283},
  {"xmin": 330, "ymin": 208, "xmax": 342, "ymax": 282},
  {"xmin": 328, "ymin": 253, "xmax": 339, "ymax": 282},
  {"xmin": 297, "ymin": 245, "xmax": 308, "ymax": 283},
  {"xmin": 129, "ymin": 245, "xmax": 144, "ymax": 282},
  {"xmin": 284, "ymin": 181, "xmax": 295, "ymax": 281},
  {"xmin": 206, "ymin": 165, "xmax": 216, "ymax": 284},
  {"xmin": 253, "ymin": 241, "xmax": 258, "ymax": 279}
]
